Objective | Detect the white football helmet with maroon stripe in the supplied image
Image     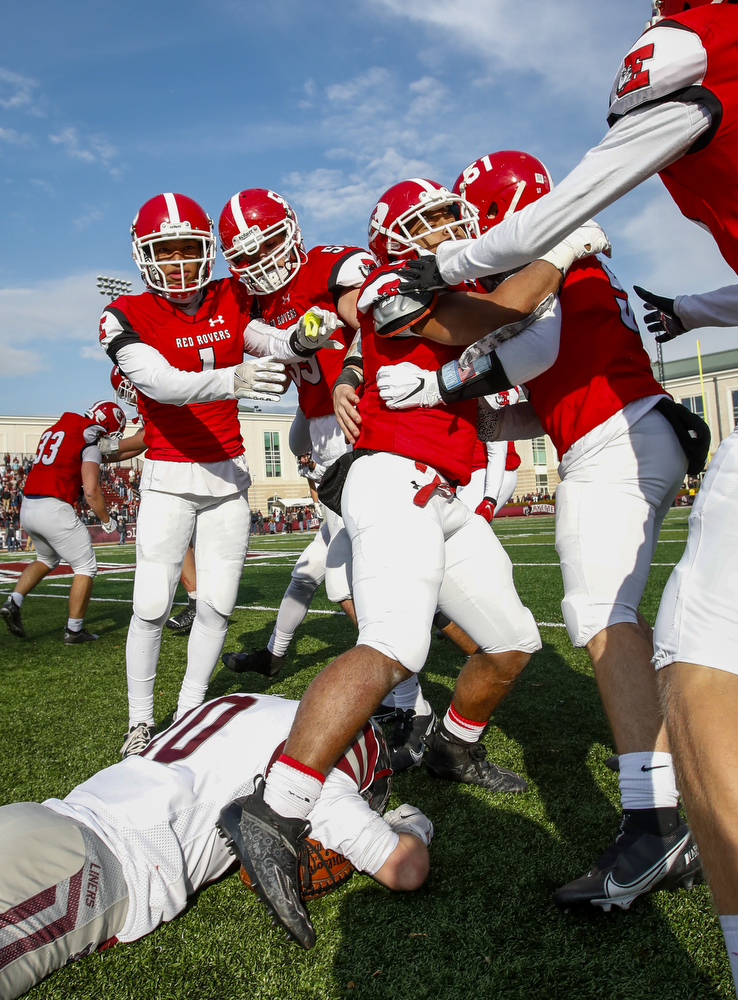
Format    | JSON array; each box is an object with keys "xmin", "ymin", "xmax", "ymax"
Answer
[{"xmin": 131, "ymin": 193, "xmax": 215, "ymax": 301}]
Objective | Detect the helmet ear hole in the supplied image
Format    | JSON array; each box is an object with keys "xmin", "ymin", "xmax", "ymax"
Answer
[{"xmin": 486, "ymin": 202, "xmax": 499, "ymax": 220}]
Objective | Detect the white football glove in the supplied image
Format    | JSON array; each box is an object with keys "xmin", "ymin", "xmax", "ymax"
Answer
[
  {"xmin": 98, "ymin": 437, "xmax": 117, "ymax": 456},
  {"xmin": 384, "ymin": 804, "xmax": 434, "ymax": 845},
  {"xmin": 291, "ymin": 307, "xmax": 344, "ymax": 355},
  {"xmin": 233, "ymin": 357, "xmax": 287, "ymax": 401},
  {"xmin": 376, "ymin": 362, "xmax": 443, "ymax": 410},
  {"xmin": 100, "ymin": 516, "xmax": 117, "ymax": 534},
  {"xmin": 538, "ymin": 220, "xmax": 611, "ymax": 276}
]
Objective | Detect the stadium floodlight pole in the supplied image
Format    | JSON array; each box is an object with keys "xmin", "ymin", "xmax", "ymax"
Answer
[
  {"xmin": 655, "ymin": 337, "xmax": 665, "ymax": 388},
  {"xmin": 97, "ymin": 275, "xmax": 133, "ymax": 301}
]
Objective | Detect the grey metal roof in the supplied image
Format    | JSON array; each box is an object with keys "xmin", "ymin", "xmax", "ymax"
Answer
[{"xmin": 652, "ymin": 348, "xmax": 738, "ymax": 381}]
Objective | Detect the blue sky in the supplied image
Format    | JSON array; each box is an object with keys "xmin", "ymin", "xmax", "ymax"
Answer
[{"xmin": 1, "ymin": 0, "xmax": 736, "ymax": 418}]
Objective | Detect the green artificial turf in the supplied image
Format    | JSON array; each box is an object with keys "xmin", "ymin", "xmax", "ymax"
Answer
[{"xmin": 0, "ymin": 511, "xmax": 731, "ymax": 999}]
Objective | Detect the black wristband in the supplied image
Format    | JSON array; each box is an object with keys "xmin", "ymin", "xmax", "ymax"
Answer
[
  {"xmin": 288, "ymin": 329, "xmax": 315, "ymax": 358},
  {"xmin": 333, "ymin": 368, "xmax": 363, "ymax": 392},
  {"xmin": 437, "ymin": 350, "xmax": 512, "ymax": 404}
]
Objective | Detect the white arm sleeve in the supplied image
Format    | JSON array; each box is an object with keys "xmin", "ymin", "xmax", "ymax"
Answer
[
  {"xmin": 436, "ymin": 100, "xmax": 711, "ymax": 283},
  {"xmin": 495, "ymin": 297, "xmax": 562, "ymax": 384},
  {"xmin": 242, "ymin": 318, "xmax": 302, "ymax": 361},
  {"xmin": 308, "ymin": 770, "xmax": 399, "ymax": 876},
  {"xmin": 675, "ymin": 285, "xmax": 738, "ymax": 330},
  {"xmin": 483, "ymin": 441, "xmax": 507, "ymax": 501},
  {"xmin": 115, "ymin": 342, "xmax": 235, "ymax": 406},
  {"xmin": 81, "ymin": 445, "xmax": 102, "ymax": 464}
]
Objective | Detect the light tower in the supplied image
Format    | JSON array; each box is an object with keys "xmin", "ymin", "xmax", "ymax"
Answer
[{"xmin": 96, "ymin": 275, "xmax": 133, "ymax": 301}]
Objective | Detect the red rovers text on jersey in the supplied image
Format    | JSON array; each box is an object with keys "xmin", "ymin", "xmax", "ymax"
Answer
[
  {"xmin": 24, "ymin": 412, "xmax": 101, "ymax": 506},
  {"xmin": 254, "ymin": 246, "xmax": 374, "ymax": 419},
  {"xmin": 99, "ymin": 278, "xmax": 251, "ymax": 462}
]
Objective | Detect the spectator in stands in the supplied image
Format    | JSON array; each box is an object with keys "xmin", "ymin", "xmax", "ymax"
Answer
[
  {"xmin": 297, "ymin": 507, "xmax": 304, "ymax": 532},
  {"xmin": 257, "ymin": 510, "xmax": 264, "ymax": 535}
]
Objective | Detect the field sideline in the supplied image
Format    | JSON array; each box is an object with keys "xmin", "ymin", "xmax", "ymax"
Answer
[{"xmin": 0, "ymin": 510, "xmax": 732, "ymax": 1000}]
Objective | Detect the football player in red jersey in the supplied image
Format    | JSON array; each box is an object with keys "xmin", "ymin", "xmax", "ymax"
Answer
[
  {"xmin": 225, "ymin": 179, "xmax": 611, "ymax": 949},
  {"xmin": 0, "ymin": 694, "xmax": 431, "ymax": 998},
  {"xmin": 217, "ymin": 188, "xmax": 373, "ymax": 671},
  {"xmin": 405, "ymin": 2, "xmax": 738, "ymax": 973},
  {"xmin": 377, "ymin": 150, "xmax": 706, "ymax": 911},
  {"xmin": 1, "ymin": 402, "xmax": 124, "ymax": 644},
  {"xmin": 98, "ymin": 192, "xmax": 330, "ymax": 758}
]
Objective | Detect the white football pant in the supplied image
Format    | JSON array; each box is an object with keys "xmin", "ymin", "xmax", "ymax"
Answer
[{"xmin": 20, "ymin": 497, "xmax": 97, "ymax": 577}]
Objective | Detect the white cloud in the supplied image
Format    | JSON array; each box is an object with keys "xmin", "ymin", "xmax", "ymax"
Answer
[
  {"xmin": 0, "ymin": 67, "xmax": 41, "ymax": 114},
  {"xmin": 0, "ymin": 127, "xmax": 31, "ymax": 146},
  {"xmin": 73, "ymin": 206, "xmax": 105, "ymax": 230},
  {"xmin": 49, "ymin": 127, "xmax": 117, "ymax": 169},
  {"xmin": 0, "ymin": 272, "xmax": 137, "ymax": 379},
  {"xmin": 0, "ymin": 343, "xmax": 45, "ymax": 378},
  {"xmin": 369, "ymin": 0, "xmax": 637, "ymax": 106},
  {"xmin": 80, "ymin": 344, "xmax": 108, "ymax": 362}
]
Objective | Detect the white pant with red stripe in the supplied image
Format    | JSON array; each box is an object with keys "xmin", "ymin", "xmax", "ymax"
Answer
[{"xmin": 341, "ymin": 452, "xmax": 540, "ymax": 673}]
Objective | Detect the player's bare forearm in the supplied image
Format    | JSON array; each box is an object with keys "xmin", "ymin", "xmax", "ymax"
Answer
[
  {"xmin": 82, "ymin": 479, "xmax": 109, "ymax": 522},
  {"xmin": 413, "ymin": 261, "xmax": 561, "ymax": 345},
  {"xmin": 107, "ymin": 430, "xmax": 146, "ymax": 462},
  {"xmin": 333, "ymin": 383, "xmax": 362, "ymax": 444},
  {"xmin": 372, "ymin": 834, "xmax": 429, "ymax": 891}
]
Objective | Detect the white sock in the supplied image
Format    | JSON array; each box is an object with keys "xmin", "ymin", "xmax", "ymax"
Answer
[
  {"xmin": 67, "ymin": 617, "xmax": 84, "ymax": 631},
  {"xmin": 268, "ymin": 578, "xmax": 320, "ymax": 655},
  {"xmin": 719, "ymin": 916, "xmax": 738, "ymax": 999},
  {"xmin": 126, "ymin": 614, "xmax": 161, "ymax": 727},
  {"xmin": 187, "ymin": 589, "xmax": 197, "ymax": 600},
  {"xmin": 391, "ymin": 676, "xmax": 431, "ymax": 716},
  {"xmin": 176, "ymin": 604, "xmax": 228, "ymax": 717},
  {"xmin": 443, "ymin": 703, "xmax": 486, "ymax": 743},
  {"xmin": 618, "ymin": 751, "xmax": 679, "ymax": 811},
  {"xmin": 11, "ymin": 592, "xmax": 23, "ymax": 607},
  {"xmin": 264, "ymin": 758, "xmax": 324, "ymax": 820}
]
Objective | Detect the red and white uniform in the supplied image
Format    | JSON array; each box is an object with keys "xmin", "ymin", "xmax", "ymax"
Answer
[
  {"xmin": 253, "ymin": 245, "xmax": 372, "ymax": 604},
  {"xmin": 21, "ymin": 412, "xmax": 104, "ymax": 578},
  {"xmin": 98, "ymin": 277, "xmax": 300, "ymax": 728},
  {"xmin": 341, "ymin": 282, "xmax": 540, "ymax": 674},
  {"xmin": 0, "ymin": 695, "xmax": 399, "ymax": 999}
]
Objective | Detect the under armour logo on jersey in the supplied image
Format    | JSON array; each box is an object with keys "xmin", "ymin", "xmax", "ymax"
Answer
[
  {"xmin": 282, "ymin": 291, "xmax": 291, "ymax": 304},
  {"xmin": 617, "ymin": 44, "xmax": 654, "ymax": 97},
  {"xmin": 209, "ymin": 315, "xmax": 225, "ymax": 327}
]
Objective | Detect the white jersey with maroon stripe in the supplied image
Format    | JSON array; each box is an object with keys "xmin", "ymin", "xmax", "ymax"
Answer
[{"xmin": 43, "ymin": 694, "xmax": 395, "ymax": 942}]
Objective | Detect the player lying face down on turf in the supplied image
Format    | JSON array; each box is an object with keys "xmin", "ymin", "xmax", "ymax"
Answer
[
  {"xmin": 98, "ymin": 192, "xmax": 345, "ymax": 758},
  {"xmin": 221, "ymin": 179, "xmax": 610, "ymax": 951},
  {"xmin": 0, "ymin": 694, "xmax": 431, "ymax": 1000},
  {"xmin": 376, "ymin": 150, "xmax": 706, "ymax": 914}
]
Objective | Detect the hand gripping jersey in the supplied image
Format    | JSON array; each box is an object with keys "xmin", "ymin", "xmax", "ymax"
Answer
[
  {"xmin": 253, "ymin": 245, "xmax": 374, "ymax": 419},
  {"xmin": 99, "ymin": 278, "xmax": 251, "ymax": 462},
  {"xmin": 525, "ymin": 259, "xmax": 666, "ymax": 457},
  {"xmin": 608, "ymin": 5, "xmax": 738, "ymax": 274},
  {"xmin": 355, "ymin": 270, "xmax": 478, "ymax": 484},
  {"xmin": 44, "ymin": 694, "xmax": 390, "ymax": 942},
  {"xmin": 24, "ymin": 413, "xmax": 102, "ymax": 506}
]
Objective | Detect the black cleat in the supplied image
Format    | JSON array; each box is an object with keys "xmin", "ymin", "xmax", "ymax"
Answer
[
  {"xmin": 425, "ymin": 727, "xmax": 527, "ymax": 793},
  {"xmin": 120, "ymin": 722, "xmax": 154, "ymax": 758},
  {"xmin": 222, "ymin": 647, "xmax": 284, "ymax": 678},
  {"xmin": 371, "ymin": 702, "xmax": 399, "ymax": 725},
  {"xmin": 554, "ymin": 814, "xmax": 701, "ymax": 912},
  {"xmin": 1, "ymin": 597, "xmax": 25, "ymax": 638},
  {"xmin": 388, "ymin": 708, "xmax": 437, "ymax": 772},
  {"xmin": 63, "ymin": 626, "xmax": 99, "ymax": 644},
  {"xmin": 165, "ymin": 605, "xmax": 196, "ymax": 636},
  {"xmin": 605, "ymin": 755, "xmax": 620, "ymax": 773},
  {"xmin": 216, "ymin": 777, "xmax": 315, "ymax": 949}
]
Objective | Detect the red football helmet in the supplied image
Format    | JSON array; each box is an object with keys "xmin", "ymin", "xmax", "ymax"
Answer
[
  {"xmin": 131, "ymin": 193, "xmax": 215, "ymax": 300},
  {"xmin": 218, "ymin": 188, "xmax": 306, "ymax": 295},
  {"xmin": 453, "ymin": 151, "xmax": 553, "ymax": 234},
  {"xmin": 367, "ymin": 178, "xmax": 479, "ymax": 265},
  {"xmin": 110, "ymin": 366, "xmax": 138, "ymax": 408},
  {"xmin": 651, "ymin": 0, "xmax": 725, "ymax": 22},
  {"xmin": 85, "ymin": 400, "xmax": 127, "ymax": 439}
]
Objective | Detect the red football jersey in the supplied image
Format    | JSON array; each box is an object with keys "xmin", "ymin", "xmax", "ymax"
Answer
[
  {"xmin": 657, "ymin": 7, "xmax": 738, "ymax": 275},
  {"xmin": 470, "ymin": 439, "xmax": 487, "ymax": 474},
  {"xmin": 24, "ymin": 412, "xmax": 100, "ymax": 506},
  {"xmin": 254, "ymin": 245, "xmax": 374, "ymax": 419},
  {"xmin": 99, "ymin": 278, "xmax": 250, "ymax": 463},
  {"xmin": 526, "ymin": 259, "xmax": 666, "ymax": 457},
  {"xmin": 356, "ymin": 311, "xmax": 478, "ymax": 485}
]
